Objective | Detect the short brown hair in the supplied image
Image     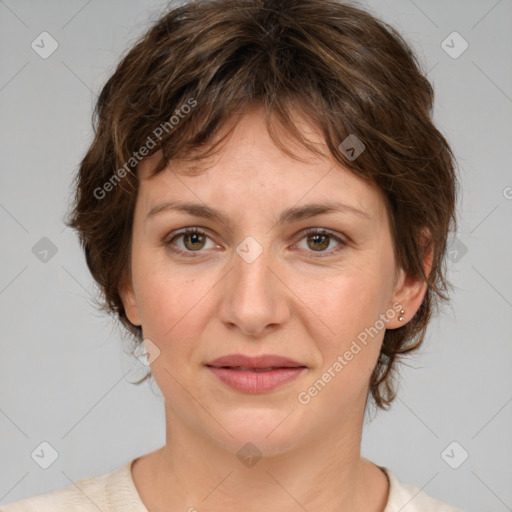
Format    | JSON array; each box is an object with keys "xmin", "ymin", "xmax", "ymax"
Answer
[{"xmin": 66, "ymin": 0, "xmax": 458, "ymax": 409}]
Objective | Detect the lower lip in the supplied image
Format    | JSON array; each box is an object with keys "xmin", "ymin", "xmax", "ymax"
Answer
[{"xmin": 206, "ymin": 366, "xmax": 306, "ymax": 393}]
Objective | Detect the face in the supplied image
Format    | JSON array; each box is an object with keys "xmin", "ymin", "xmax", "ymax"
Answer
[{"xmin": 120, "ymin": 106, "xmax": 426, "ymax": 456}]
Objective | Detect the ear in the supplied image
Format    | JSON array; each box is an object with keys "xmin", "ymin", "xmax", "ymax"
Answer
[
  {"xmin": 118, "ymin": 270, "xmax": 142, "ymax": 327},
  {"xmin": 387, "ymin": 232, "xmax": 434, "ymax": 329}
]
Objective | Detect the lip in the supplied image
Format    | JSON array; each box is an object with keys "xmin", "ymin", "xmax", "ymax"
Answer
[
  {"xmin": 206, "ymin": 366, "xmax": 307, "ymax": 393},
  {"xmin": 205, "ymin": 354, "xmax": 307, "ymax": 393},
  {"xmin": 205, "ymin": 354, "xmax": 305, "ymax": 369}
]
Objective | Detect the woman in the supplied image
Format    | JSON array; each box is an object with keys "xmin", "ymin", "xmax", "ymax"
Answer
[{"xmin": 2, "ymin": 0, "xmax": 462, "ymax": 510}]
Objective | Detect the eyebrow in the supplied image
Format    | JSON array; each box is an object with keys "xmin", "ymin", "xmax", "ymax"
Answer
[{"xmin": 146, "ymin": 200, "xmax": 371, "ymax": 228}]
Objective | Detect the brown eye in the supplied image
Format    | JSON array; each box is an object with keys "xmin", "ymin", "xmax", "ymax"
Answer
[
  {"xmin": 166, "ymin": 228, "xmax": 216, "ymax": 257},
  {"xmin": 182, "ymin": 231, "xmax": 206, "ymax": 251},
  {"xmin": 306, "ymin": 233, "xmax": 330, "ymax": 251},
  {"xmin": 295, "ymin": 228, "xmax": 347, "ymax": 257}
]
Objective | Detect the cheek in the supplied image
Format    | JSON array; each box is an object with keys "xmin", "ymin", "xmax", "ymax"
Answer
[
  {"xmin": 294, "ymin": 273, "xmax": 387, "ymax": 411},
  {"xmin": 290, "ymin": 261, "xmax": 392, "ymax": 398},
  {"xmin": 293, "ymin": 261, "xmax": 390, "ymax": 341},
  {"xmin": 132, "ymin": 253, "xmax": 217, "ymax": 348}
]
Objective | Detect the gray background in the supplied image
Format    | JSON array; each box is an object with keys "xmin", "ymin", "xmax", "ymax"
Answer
[{"xmin": 1, "ymin": 0, "xmax": 511, "ymax": 510}]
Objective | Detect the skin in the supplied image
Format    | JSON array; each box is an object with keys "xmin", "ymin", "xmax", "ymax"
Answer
[{"xmin": 119, "ymin": 105, "xmax": 431, "ymax": 512}]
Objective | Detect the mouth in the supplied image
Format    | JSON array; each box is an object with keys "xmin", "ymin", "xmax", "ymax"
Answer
[
  {"xmin": 206, "ymin": 366, "xmax": 305, "ymax": 372},
  {"xmin": 206, "ymin": 366, "xmax": 307, "ymax": 393},
  {"xmin": 204, "ymin": 354, "xmax": 307, "ymax": 393},
  {"xmin": 205, "ymin": 353, "xmax": 306, "ymax": 370}
]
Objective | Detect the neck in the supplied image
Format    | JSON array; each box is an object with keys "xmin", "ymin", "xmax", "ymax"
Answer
[{"xmin": 133, "ymin": 398, "xmax": 389, "ymax": 512}]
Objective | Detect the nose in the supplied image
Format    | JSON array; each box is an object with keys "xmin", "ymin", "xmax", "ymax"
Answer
[{"xmin": 218, "ymin": 241, "xmax": 291, "ymax": 338}]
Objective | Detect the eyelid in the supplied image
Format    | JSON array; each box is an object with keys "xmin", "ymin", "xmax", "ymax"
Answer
[
  {"xmin": 292, "ymin": 227, "xmax": 347, "ymax": 257},
  {"xmin": 165, "ymin": 227, "xmax": 218, "ymax": 258}
]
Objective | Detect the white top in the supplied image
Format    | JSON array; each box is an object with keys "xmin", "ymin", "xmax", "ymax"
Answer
[{"xmin": 1, "ymin": 459, "xmax": 462, "ymax": 512}]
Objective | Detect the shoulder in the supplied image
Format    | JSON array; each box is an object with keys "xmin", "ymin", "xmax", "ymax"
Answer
[
  {"xmin": 0, "ymin": 459, "xmax": 146, "ymax": 512},
  {"xmin": 381, "ymin": 467, "xmax": 463, "ymax": 512}
]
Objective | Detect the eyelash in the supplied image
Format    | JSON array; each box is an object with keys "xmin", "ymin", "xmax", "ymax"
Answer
[{"xmin": 165, "ymin": 227, "xmax": 347, "ymax": 259}]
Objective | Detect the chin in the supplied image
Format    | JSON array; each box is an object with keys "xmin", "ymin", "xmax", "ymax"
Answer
[{"xmin": 205, "ymin": 406, "xmax": 308, "ymax": 458}]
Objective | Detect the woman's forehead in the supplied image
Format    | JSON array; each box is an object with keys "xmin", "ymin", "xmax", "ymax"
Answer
[{"xmin": 138, "ymin": 104, "xmax": 329, "ymax": 178}]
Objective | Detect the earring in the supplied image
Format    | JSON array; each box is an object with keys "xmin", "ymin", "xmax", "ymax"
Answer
[{"xmin": 398, "ymin": 309, "xmax": 405, "ymax": 322}]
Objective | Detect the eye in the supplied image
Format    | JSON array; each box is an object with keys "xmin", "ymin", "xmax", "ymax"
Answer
[
  {"xmin": 165, "ymin": 228, "xmax": 218, "ymax": 257},
  {"xmin": 294, "ymin": 228, "xmax": 347, "ymax": 257},
  {"xmin": 165, "ymin": 227, "xmax": 347, "ymax": 259}
]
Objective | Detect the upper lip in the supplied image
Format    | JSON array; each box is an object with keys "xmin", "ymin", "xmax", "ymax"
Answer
[{"xmin": 205, "ymin": 354, "xmax": 306, "ymax": 369}]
